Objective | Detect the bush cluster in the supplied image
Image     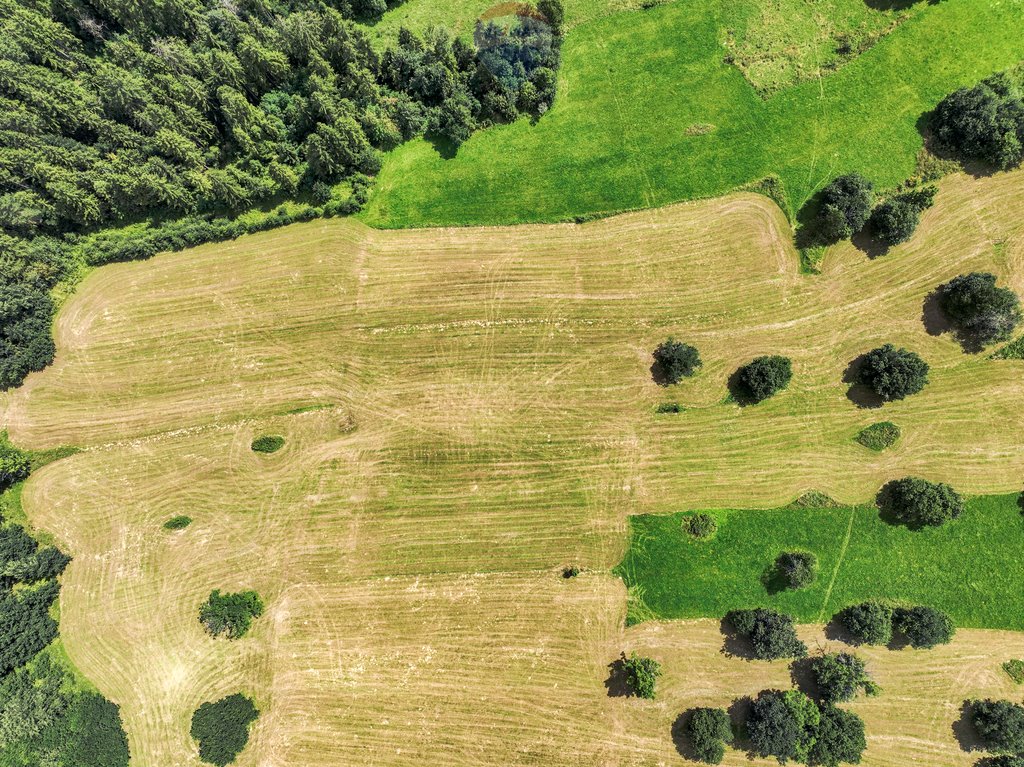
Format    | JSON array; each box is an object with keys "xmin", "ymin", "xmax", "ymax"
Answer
[
  {"xmin": 969, "ymin": 698, "xmax": 1024, "ymax": 755},
  {"xmin": 683, "ymin": 512, "xmax": 718, "ymax": 539},
  {"xmin": 810, "ymin": 652, "xmax": 879, "ymax": 704},
  {"xmin": 251, "ymin": 435, "xmax": 286, "ymax": 454},
  {"xmin": 816, "ymin": 173, "xmax": 875, "ymax": 243},
  {"xmin": 836, "ymin": 601, "xmax": 954, "ymax": 649},
  {"xmin": 747, "ymin": 688, "xmax": 866, "ymax": 767},
  {"xmin": 190, "ymin": 694, "xmax": 259, "ymax": 766},
  {"xmin": 869, "ymin": 186, "xmax": 937, "ymax": 246},
  {"xmin": 199, "ymin": 590, "xmax": 265, "ymax": 640},
  {"xmin": 854, "ymin": 421, "xmax": 901, "ymax": 451},
  {"xmin": 725, "ymin": 608, "xmax": 807, "ymax": 660}
]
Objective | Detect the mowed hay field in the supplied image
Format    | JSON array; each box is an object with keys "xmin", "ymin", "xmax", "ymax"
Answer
[{"xmin": 3, "ymin": 169, "xmax": 1024, "ymax": 766}]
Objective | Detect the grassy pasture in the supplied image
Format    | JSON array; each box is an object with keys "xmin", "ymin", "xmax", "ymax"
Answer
[
  {"xmin": 616, "ymin": 493, "xmax": 1024, "ymax": 629},
  {"xmin": 362, "ymin": 0, "xmax": 1024, "ymax": 228},
  {"xmin": 3, "ymin": 170, "xmax": 1024, "ymax": 765}
]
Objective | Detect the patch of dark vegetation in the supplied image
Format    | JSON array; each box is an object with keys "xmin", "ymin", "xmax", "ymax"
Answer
[
  {"xmin": 677, "ymin": 706, "xmax": 734, "ymax": 764},
  {"xmin": 251, "ymin": 435, "xmax": 285, "ymax": 454},
  {"xmin": 992, "ymin": 335, "xmax": 1024, "ymax": 360},
  {"xmin": 867, "ymin": 185, "xmax": 937, "ymax": 248},
  {"xmin": 892, "ymin": 604, "xmax": 955, "ymax": 649},
  {"xmin": 619, "ymin": 652, "xmax": 662, "ymax": 699},
  {"xmin": 652, "ymin": 339, "xmax": 702, "ymax": 385},
  {"xmin": 809, "ymin": 652, "xmax": 880, "ymax": 704},
  {"xmin": 163, "ymin": 515, "xmax": 193, "ymax": 531},
  {"xmin": 770, "ymin": 551, "xmax": 819, "ymax": 591},
  {"xmin": 798, "ymin": 173, "xmax": 875, "ymax": 248},
  {"xmin": 1003, "ymin": 659, "xmax": 1024, "ymax": 685},
  {"xmin": 730, "ymin": 356, "xmax": 792, "ymax": 405},
  {"xmin": 191, "ymin": 693, "xmax": 259, "ymax": 766},
  {"xmin": 787, "ymin": 491, "xmax": 840, "ymax": 509},
  {"xmin": 965, "ymin": 698, "xmax": 1024, "ymax": 755},
  {"xmin": 655, "ymin": 401, "xmax": 683, "ymax": 414},
  {"xmin": 937, "ymin": 272, "xmax": 1022, "ymax": 352},
  {"xmin": 835, "ymin": 601, "xmax": 894, "ymax": 646},
  {"xmin": 877, "ymin": 476, "xmax": 964, "ymax": 529},
  {"xmin": 561, "ymin": 565, "xmax": 581, "ymax": 578},
  {"xmin": 931, "ymin": 69, "xmax": 1024, "ymax": 171},
  {"xmin": 854, "ymin": 421, "xmax": 901, "ymax": 451},
  {"xmin": 199, "ymin": 590, "xmax": 265, "ymax": 640},
  {"xmin": 723, "ymin": 608, "xmax": 807, "ymax": 661},
  {"xmin": 683, "ymin": 512, "xmax": 718, "ymax": 540},
  {"xmin": 851, "ymin": 344, "xmax": 929, "ymax": 403}
]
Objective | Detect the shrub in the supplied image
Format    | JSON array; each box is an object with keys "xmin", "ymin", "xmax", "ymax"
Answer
[
  {"xmin": 746, "ymin": 689, "xmax": 819, "ymax": 764},
  {"xmin": 855, "ymin": 421, "xmax": 901, "ymax": 451},
  {"xmin": 725, "ymin": 608, "xmax": 807, "ymax": 660},
  {"xmin": 653, "ymin": 339, "xmax": 702, "ymax": 384},
  {"xmin": 857, "ymin": 344, "xmax": 929, "ymax": 401},
  {"xmin": 199, "ymin": 590, "xmax": 265, "ymax": 639},
  {"xmin": 970, "ymin": 698, "xmax": 1024, "ymax": 754},
  {"xmin": 811, "ymin": 652, "xmax": 878, "ymax": 704},
  {"xmin": 892, "ymin": 605, "xmax": 955, "ymax": 649},
  {"xmin": 562, "ymin": 565, "xmax": 580, "ymax": 579},
  {"xmin": 163, "ymin": 516, "xmax": 193, "ymax": 530},
  {"xmin": 1003, "ymin": 659, "xmax": 1024, "ymax": 684},
  {"xmin": 0, "ymin": 432, "xmax": 31, "ymax": 490},
  {"xmin": 655, "ymin": 402, "xmax": 682, "ymax": 414},
  {"xmin": 687, "ymin": 707, "xmax": 734, "ymax": 764},
  {"xmin": 190, "ymin": 693, "xmax": 259, "ymax": 766},
  {"xmin": 622, "ymin": 652, "xmax": 662, "ymax": 699},
  {"xmin": 736, "ymin": 355, "xmax": 792, "ymax": 403},
  {"xmin": 683, "ymin": 512, "xmax": 717, "ymax": 539},
  {"xmin": 940, "ymin": 272, "xmax": 1022, "ymax": 346},
  {"xmin": 883, "ymin": 476, "xmax": 964, "ymax": 528},
  {"xmin": 774, "ymin": 551, "xmax": 818, "ymax": 590},
  {"xmin": 251, "ymin": 435, "xmax": 285, "ymax": 454},
  {"xmin": 932, "ymin": 73, "xmax": 1024, "ymax": 170},
  {"xmin": 837, "ymin": 601, "xmax": 894, "ymax": 646},
  {"xmin": 810, "ymin": 705, "xmax": 867, "ymax": 767},
  {"xmin": 818, "ymin": 173, "xmax": 874, "ymax": 242}
]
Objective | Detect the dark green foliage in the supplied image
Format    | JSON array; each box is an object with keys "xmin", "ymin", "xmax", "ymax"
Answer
[
  {"xmin": 774, "ymin": 551, "xmax": 819, "ymax": 590},
  {"xmin": 809, "ymin": 705, "xmax": 867, "ymax": 767},
  {"xmin": 686, "ymin": 707, "xmax": 733, "ymax": 764},
  {"xmin": 970, "ymin": 698, "xmax": 1024, "ymax": 754},
  {"xmin": 940, "ymin": 272, "xmax": 1022, "ymax": 347},
  {"xmin": 854, "ymin": 421, "xmax": 900, "ymax": 451},
  {"xmin": 163, "ymin": 516, "xmax": 193, "ymax": 530},
  {"xmin": 868, "ymin": 186, "xmax": 937, "ymax": 247},
  {"xmin": 250, "ymin": 435, "xmax": 285, "ymax": 454},
  {"xmin": 818, "ymin": 173, "xmax": 874, "ymax": 242},
  {"xmin": 59, "ymin": 693, "xmax": 131, "ymax": 767},
  {"xmin": 0, "ymin": 581, "xmax": 59, "ymax": 677},
  {"xmin": 199, "ymin": 590, "xmax": 264, "ymax": 640},
  {"xmin": 837, "ymin": 601, "xmax": 894, "ymax": 646},
  {"xmin": 622, "ymin": 652, "xmax": 662, "ymax": 699},
  {"xmin": 0, "ymin": 434, "xmax": 30, "ymax": 491},
  {"xmin": 537, "ymin": 0, "xmax": 565, "ymax": 31},
  {"xmin": 932, "ymin": 71, "xmax": 1024, "ymax": 170},
  {"xmin": 892, "ymin": 605, "xmax": 955, "ymax": 648},
  {"xmin": 0, "ymin": 285, "xmax": 55, "ymax": 392},
  {"xmin": 736, "ymin": 355, "xmax": 793, "ymax": 403},
  {"xmin": 725, "ymin": 608, "xmax": 807, "ymax": 660},
  {"xmin": 983, "ymin": 756, "xmax": 1024, "ymax": 767},
  {"xmin": 810, "ymin": 653, "xmax": 877, "ymax": 704},
  {"xmin": 653, "ymin": 339, "xmax": 702, "ymax": 384},
  {"xmin": 746, "ymin": 689, "xmax": 820, "ymax": 764},
  {"xmin": 190, "ymin": 694, "xmax": 259, "ymax": 766},
  {"xmin": 883, "ymin": 476, "xmax": 964, "ymax": 528},
  {"xmin": 857, "ymin": 344, "xmax": 929, "ymax": 401},
  {"xmin": 562, "ymin": 565, "xmax": 580, "ymax": 578},
  {"xmin": 993, "ymin": 334, "xmax": 1024, "ymax": 360},
  {"xmin": 655, "ymin": 402, "xmax": 682, "ymax": 414},
  {"xmin": 684, "ymin": 512, "xmax": 718, "ymax": 539}
]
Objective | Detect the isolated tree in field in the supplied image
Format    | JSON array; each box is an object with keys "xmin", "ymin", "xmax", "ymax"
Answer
[
  {"xmin": 191, "ymin": 693, "xmax": 259, "ymax": 766},
  {"xmin": 970, "ymin": 698, "xmax": 1024, "ymax": 754},
  {"xmin": 199, "ymin": 590, "xmax": 265, "ymax": 640},
  {"xmin": 932, "ymin": 73, "xmax": 1024, "ymax": 169},
  {"xmin": 940, "ymin": 272, "xmax": 1022, "ymax": 346},
  {"xmin": 684, "ymin": 512, "xmax": 717, "ymax": 539},
  {"xmin": 622, "ymin": 652, "xmax": 662, "ymax": 699},
  {"xmin": 736, "ymin": 355, "xmax": 792, "ymax": 403},
  {"xmin": 883, "ymin": 476, "xmax": 964, "ymax": 528},
  {"xmin": 837, "ymin": 601, "xmax": 894, "ymax": 646},
  {"xmin": 893, "ymin": 605, "xmax": 955, "ymax": 649},
  {"xmin": 747, "ymin": 689, "xmax": 819, "ymax": 764},
  {"xmin": 686, "ymin": 706, "xmax": 734, "ymax": 764},
  {"xmin": 869, "ymin": 186, "xmax": 936, "ymax": 247},
  {"xmin": 653, "ymin": 339, "xmax": 702, "ymax": 384},
  {"xmin": 857, "ymin": 344, "xmax": 929, "ymax": 401},
  {"xmin": 810, "ymin": 705, "xmax": 867, "ymax": 767},
  {"xmin": 774, "ymin": 551, "xmax": 818, "ymax": 590},
  {"xmin": 725, "ymin": 608, "xmax": 807, "ymax": 660},
  {"xmin": 811, "ymin": 652, "xmax": 878, "ymax": 704},
  {"xmin": 818, "ymin": 173, "xmax": 874, "ymax": 242}
]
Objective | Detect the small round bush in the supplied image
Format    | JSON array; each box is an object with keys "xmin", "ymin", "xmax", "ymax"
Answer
[
  {"xmin": 883, "ymin": 476, "xmax": 964, "ymax": 528},
  {"xmin": 857, "ymin": 344, "xmax": 929, "ymax": 401},
  {"xmin": 736, "ymin": 355, "xmax": 792, "ymax": 403},
  {"xmin": 811, "ymin": 705, "xmax": 867, "ymax": 767},
  {"xmin": 940, "ymin": 272, "xmax": 1022, "ymax": 346},
  {"xmin": 251, "ymin": 435, "xmax": 285, "ymax": 454},
  {"xmin": 191, "ymin": 693, "xmax": 259, "ymax": 766},
  {"xmin": 686, "ymin": 707, "xmax": 734, "ymax": 764},
  {"xmin": 653, "ymin": 339, "xmax": 702, "ymax": 384},
  {"xmin": 774, "ymin": 551, "xmax": 818, "ymax": 590},
  {"xmin": 163, "ymin": 515, "xmax": 193, "ymax": 530},
  {"xmin": 893, "ymin": 605, "xmax": 955, "ymax": 649},
  {"xmin": 562, "ymin": 565, "xmax": 580, "ymax": 579},
  {"xmin": 837, "ymin": 601, "xmax": 894, "ymax": 646},
  {"xmin": 855, "ymin": 421, "xmax": 900, "ymax": 451},
  {"xmin": 684, "ymin": 512, "xmax": 717, "ymax": 539},
  {"xmin": 199, "ymin": 590, "xmax": 265, "ymax": 639}
]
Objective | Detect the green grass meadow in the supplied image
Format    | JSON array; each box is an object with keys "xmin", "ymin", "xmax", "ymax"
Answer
[
  {"xmin": 363, "ymin": 0, "xmax": 1024, "ymax": 228},
  {"xmin": 615, "ymin": 493, "xmax": 1024, "ymax": 630}
]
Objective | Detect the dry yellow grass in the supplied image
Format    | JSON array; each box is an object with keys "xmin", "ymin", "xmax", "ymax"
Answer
[{"xmin": 5, "ymin": 170, "xmax": 1024, "ymax": 766}]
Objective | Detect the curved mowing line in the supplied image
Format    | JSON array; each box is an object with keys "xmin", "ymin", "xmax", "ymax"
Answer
[{"xmin": 817, "ymin": 505, "xmax": 856, "ymax": 623}]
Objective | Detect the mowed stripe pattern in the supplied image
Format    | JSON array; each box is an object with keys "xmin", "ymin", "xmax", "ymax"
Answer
[{"xmin": 6, "ymin": 170, "xmax": 1024, "ymax": 766}]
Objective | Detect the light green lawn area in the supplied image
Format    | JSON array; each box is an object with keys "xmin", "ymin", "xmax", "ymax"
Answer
[
  {"xmin": 361, "ymin": 0, "xmax": 1024, "ymax": 228},
  {"xmin": 615, "ymin": 493, "xmax": 1024, "ymax": 630}
]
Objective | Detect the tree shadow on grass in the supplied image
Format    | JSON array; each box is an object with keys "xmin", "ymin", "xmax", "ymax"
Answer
[
  {"xmin": 850, "ymin": 228, "xmax": 890, "ymax": 259},
  {"xmin": 789, "ymin": 656, "xmax": 821, "ymax": 701},
  {"xmin": 760, "ymin": 561, "xmax": 789, "ymax": 596},
  {"xmin": 727, "ymin": 697, "xmax": 754, "ymax": 753},
  {"xmin": 650, "ymin": 359, "xmax": 671, "ymax": 386},
  {"xmin": 604, "ymin": 654, "xmax": 631, "ymax": 697},
  {"xmin": 424, "ymin": 130, "xmax": 460, "ymax": 160},
  {"xmin": 823, "ymin": 614, "xmax": 859, "ymax": 645},
  {"xmin": 922, "ymin": 285, "xmax": 990, "ymax": 354},
  {"xmin": 952, "ymin": 700, "xmax": 984, "ymax": 753},
  {"xmin": 725, "ymin": 369, "xmax": 758, "ymax": 407},
  {"xmin": 670, "ymin": 710, "xmax": 699, "ymax": 761},
  {"xmin": 719, "ymin": 617, "xmax": 757, "ymax": 660},
  {"xmin": 842, "ymin": 354, "xmax": 885, "ymax": 409}
]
